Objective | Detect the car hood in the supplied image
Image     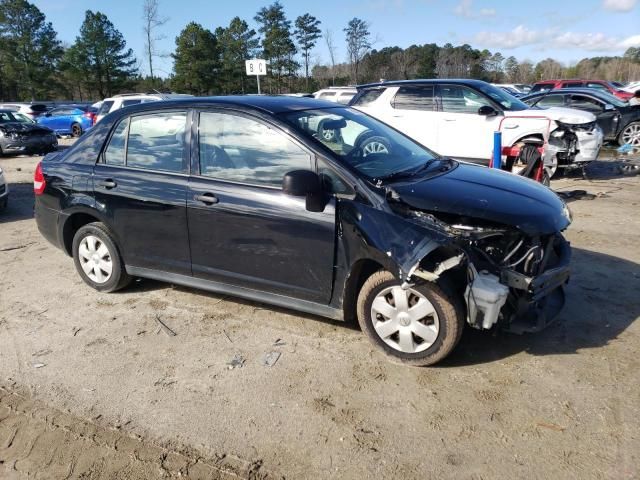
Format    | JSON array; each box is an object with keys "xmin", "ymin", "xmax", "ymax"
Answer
[
  {"xmin": 507, "ymin": 107, "xmax": 596, "ymax": 124},
  {"xmin": 0, "ymin": 122, "xmax": 53, "ymax": 134},
  {"xmin": 390, "ymin": 162, "xmax": 571, "ymax": 236}
]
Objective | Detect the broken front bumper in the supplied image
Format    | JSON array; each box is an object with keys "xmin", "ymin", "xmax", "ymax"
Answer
[{"xmin": 499, "ymin": 235, "xmax": 571, "ymax": 333}]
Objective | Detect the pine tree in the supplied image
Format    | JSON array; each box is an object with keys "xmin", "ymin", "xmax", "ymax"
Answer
[
  {"xmin": 216, "ymin": 17, "xmax": 259, "ymax": 94},
  {"xmin": 171, "ymin": 22, "xmax": 218, "ymax": 95},
  {"xmin": 344, "ymin": 18, "xmax": 371, "ymax": 84},
  {"xmin": 69, "ymin": 10, "xmax": 137, "ymax": 98},
  {"xmin": 254, "ymin": 2, "xmax": 298, "ymax": 92},
  {"xmin": 294, "ymin": 13, "xmax": 321, "ymax": 90},
  {"xmin": 0, "ymin": 0, "xmax": 62, "ymax": 100}
]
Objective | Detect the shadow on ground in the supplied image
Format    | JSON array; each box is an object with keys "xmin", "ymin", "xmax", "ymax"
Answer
[{"xmin": 0, "ymin": 183, "xmax": 34, "ymax": 224}]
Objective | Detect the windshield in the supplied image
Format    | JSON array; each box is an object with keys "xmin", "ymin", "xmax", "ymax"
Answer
[
  {"xmin": 476, "ymin": 83, "xmax": 529, "ymax": 111},
  {"xmin": 279, "ymin": 107, "xmax": 441, "ymax": 181},
  {"xmin": 0, "ymin": 111, "xmax": 32, "ymax": 123}
]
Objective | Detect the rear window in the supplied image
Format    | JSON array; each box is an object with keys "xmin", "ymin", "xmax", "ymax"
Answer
[
  {"xmin": 121, "ymin": 99, "xmax": 143, "ymax": 108},
  {"xmin": 351, "ymin": 89, "xmax": 385, "ymax": 107},
  {"xmin": 563, "ymin": 82, "xmax": 583, "ymax": 88},
  {"xmin": 98, "ymin": 101, "xmax": 114, "ymax": 116}
]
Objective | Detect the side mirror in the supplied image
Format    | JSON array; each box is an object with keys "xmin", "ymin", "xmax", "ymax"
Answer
[
  {"xmin": 45, "ymin": 112, "xmax": 51, "ymax": 117},
  {"xmin": 604, "ymin": 104, "xmax": 615, "ymax": 111},
  {"xmin": 282, "ymin": 170, "xmax": 326, "ymax": 212},
  {"xmin": 478, "ymin": 105, "xmax": 499, "ymax": 116}
]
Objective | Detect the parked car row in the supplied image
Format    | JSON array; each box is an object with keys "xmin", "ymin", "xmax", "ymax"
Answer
[
  {"xmin": 529, "ymin": 79, "xmax": 633, "ymax": 101},
  {"xmin": 0, "ymin": 109, "xmax": 58, "ymax": 156},
  {"xmin": 34, "ymin": 96, "xmax": 573, "ymax": 366}
]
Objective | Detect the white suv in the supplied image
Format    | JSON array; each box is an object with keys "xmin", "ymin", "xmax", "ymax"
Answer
[
  {"xmin": 351, "ymin": 80, "xmax": 602, "ymax": 176},
  {"xmin": 95, "ymin": 93, "xmax": 193, "ymax": 123}
]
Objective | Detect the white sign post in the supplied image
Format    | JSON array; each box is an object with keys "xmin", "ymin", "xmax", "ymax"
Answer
[{"xmin": 245, "ymin": 59, "xmax": 267, "ymax": 94}]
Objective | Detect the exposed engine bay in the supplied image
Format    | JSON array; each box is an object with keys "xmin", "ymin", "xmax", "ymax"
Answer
[
  {"xmin": 547, "ymin": 120, "xmax": 603, "ymax": 172},
  {"xmin": 390, "ymin": 200, "xmax": 571, "ymax": 334}
]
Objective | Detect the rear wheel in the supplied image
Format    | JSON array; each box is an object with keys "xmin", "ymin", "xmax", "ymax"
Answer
[
  {"xmin": 72, "ymin": 222, "xmax": 131, "ymax": 293},
  {"xmin": 356, "ymin": 271, "xmax": 464, "ymax": 366},
  {"xmin": 358, "ymin": 135, "xmax": 391, "ymax": 156},
  {"xmin": 71, "ymin": 122, "xmax": 82, "ymax": 137}
]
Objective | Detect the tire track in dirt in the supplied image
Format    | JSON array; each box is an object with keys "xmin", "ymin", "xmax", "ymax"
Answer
[{"xmin": 0, "ymin": 384, "xmax": 276, "ymax": 479}]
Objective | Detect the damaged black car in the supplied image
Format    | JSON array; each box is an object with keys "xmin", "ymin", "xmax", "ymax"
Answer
[
  {"xmin": 34, "ymin": 97, "xmax": 571, "ymax": 365},
  {"xmin": 0, "ymin": 109, "xmax": 58, "ymax": 156}
]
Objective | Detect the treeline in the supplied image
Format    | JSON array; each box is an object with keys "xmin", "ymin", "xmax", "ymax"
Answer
[{"xmin": 0, "ymin": 0, "xmax": 639, "ymax": 102}]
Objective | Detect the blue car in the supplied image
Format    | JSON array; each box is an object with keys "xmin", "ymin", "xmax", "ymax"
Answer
[{"xmin": 37, "ymin": 106, "xmax": 94, "ymax": 137}]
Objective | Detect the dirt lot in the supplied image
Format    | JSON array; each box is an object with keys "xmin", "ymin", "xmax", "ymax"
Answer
[{"xmin": 1, "ymin": 141, "xmax": 639, "ymax": 479}]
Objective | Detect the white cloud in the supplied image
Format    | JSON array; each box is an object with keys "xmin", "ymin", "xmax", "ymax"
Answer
[
  {"xmin": 454, "ymin": 0, "xmax": 496, "ymax": 18},
  {"xmin": 473, "ymin": 25, "xmax": 545, "ymax": 48},
  {"xmin": 602, "ymin": 0, "xmax": 637, "ymax": 12},
  {"xmin": 472, "ymin": 26, "xmax": 640, "ymax": 52}
]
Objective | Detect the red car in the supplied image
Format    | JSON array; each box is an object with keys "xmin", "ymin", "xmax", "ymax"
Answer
[{"xmin": 530, "ymin": 80, "xmax": 633, "ymax": 101}]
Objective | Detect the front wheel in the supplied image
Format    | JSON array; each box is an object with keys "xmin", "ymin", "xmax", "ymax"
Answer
[
  {"xmin": 356, "ymin": 271, "xmax": 464, "ymax": 366},
  {"xmin": 72, "ymin": 222, "xmax": 131, "ymax": 293},
  {"xmin": 618, "ymin": 122, "xmax": 640, "ymax": 147}
]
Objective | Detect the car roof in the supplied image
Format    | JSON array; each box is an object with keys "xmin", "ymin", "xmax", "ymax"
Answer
[
  {"xmin": 356, "ymin": 78, "xmax": 492, "ymax": 89},
  {"xmin": 106, "ymin": 95, "xmax": 339, "ymax": 116},
  {"xmin": 524, "ymin": 88, "xmax": 613, "ymax": 98}
]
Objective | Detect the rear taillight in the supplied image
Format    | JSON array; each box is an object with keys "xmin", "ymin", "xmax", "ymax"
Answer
[
  {"xmin": 83, "ymin": 112, "xmax": 96, "ymax": 125},
  {"xmin": 34, "ymin": 161, "xmax": 46, "ymax": 195}
]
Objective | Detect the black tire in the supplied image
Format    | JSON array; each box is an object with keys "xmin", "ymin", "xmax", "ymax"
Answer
[
  {"xmin": 71, "ymin": 122, "xmax": 82, "ymax": 138},
  {"xmin": 72, "ymin": 222, "xmax": 131, "ymax": 293},
  {"xmin": 618, "ymin": 121, "xmax": 640, "ymax": 147},
  {"xmin": 356, "ymin": 270, "xmax": 464, "ymax": 366},
  {"xmin": 358, "ymin": 135, "xmax": 392, "ymax": 157}
]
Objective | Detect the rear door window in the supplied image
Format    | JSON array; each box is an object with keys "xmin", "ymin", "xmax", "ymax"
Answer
[
  {"xmin": 104, "ymin": 118, "xmax": 129, "ymax": 166},
  {"xmin": 392, "ymin": 86, "xmax": 436, "ymax": 111},
  {"xmin": 198, "ymin": 111, "xmax": 311, "ymax": 187},
  {"xmin": 121, "ymin": 99, "xmax": 143, "ymax": 108},
  {"xmin": 126, "ymin": 112, "xmax": 187, "ymax": 172},
  {"xmin": 563, "ymin": 82, "xmax": 583, "ymax": 88}
]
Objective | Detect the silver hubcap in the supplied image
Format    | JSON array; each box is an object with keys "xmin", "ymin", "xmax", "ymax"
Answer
[
  {"xmin": 363, "ymin": 141, "xmax": 389, "ymax": 156},
  {"xmin": 78, "ymin": 235, "xmax": 113, "ymax": 284},
  {"xmin": 622, "ymin": 124, "xmax": 640, "ymax": 146},
  {"xmin": 371, "ymin": 286, "xmax": 439, "ymax": 354},
  {"xmin": 321, "ymin": 128, "xmax": 335, "ymax": 141}
]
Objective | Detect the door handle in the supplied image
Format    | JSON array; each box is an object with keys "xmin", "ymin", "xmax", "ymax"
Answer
[
  {"xmin": 503, "ymin": 124, "xmax": 519, "ymax": 129},
  {"xmin": 98, "ymin": 179, "xmax": 117, "ymax": 189},
  {"xmin": 194, "ymin": 193, "xmax": 219, "ymax": 205}
]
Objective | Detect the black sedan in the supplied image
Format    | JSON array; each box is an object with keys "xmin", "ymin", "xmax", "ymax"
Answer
[
  {"xmin": 0, "ymin": 109, "xmax": 58, "ymax": 156},
  {"xmin": 521, "ymin": 88, "xmax": 640, "ymax": 147},
  {"xmin": 33, "ymin": 96, "xmax": 572, "ymax": 366}
]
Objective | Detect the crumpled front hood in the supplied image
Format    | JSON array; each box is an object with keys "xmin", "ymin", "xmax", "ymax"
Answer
[
  {"xmin": 390, "ymin": 162, "xmax": 571, "ymax": 236},
  {"xmin": 508, "ymin": 107, "xmax": 596, "ymax": 124},
  {"xmin": 0, "ymin": 122, "xmax": 53, "ymax": 135}
]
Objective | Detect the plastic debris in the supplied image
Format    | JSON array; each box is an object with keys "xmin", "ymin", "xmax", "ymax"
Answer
[
  {"xmin": 33, "ymin": 363, "xmax": 46, "ymax": 368},
  {"xmin": 273, "ymin": 338, "xmax": 286, "ymax": 346},
  {"xmin": 260, "ymin": 351, "xmax": 281, "ymax": 367},
  {"xmin": 617, "ymin": 143, "xmax": 634, "ymax": 154},
  {"xmin": 227, "ymin": 354, "xmax": 245, "ymax": 369}
]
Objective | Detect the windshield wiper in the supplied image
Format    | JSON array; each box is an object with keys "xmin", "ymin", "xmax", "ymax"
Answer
[{"xmin": 376, "ymin": 158, "xmax": 439, "ymax": 182}]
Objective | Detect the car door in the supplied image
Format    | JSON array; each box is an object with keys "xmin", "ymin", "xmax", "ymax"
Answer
[
  {"xmin": 436, "ymin": 83, "xmax": 502, "ymax": 161},
  {"xmin": 187, "ymin": 109, "xmax": 336, "ymax": 303},
  {"xmin": 38, "ymin": 108, "xmax": 59, "ymax": 131},
  {"xmin": 384, "ymin": 85, "xmax": 440, "ymax": 151},
  {"xmin": 92, "ymin": 110, "xmax": 191, "ymax": 275},
  {"xmin": 568, "ymin": 94, "xmax": 616, "ymax": 137}
]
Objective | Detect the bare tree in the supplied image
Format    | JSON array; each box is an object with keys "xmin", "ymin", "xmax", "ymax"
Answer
[
  {"xmin": 142, "ymin": 0, "xmax": 168, "ymax": 80},
  {"xmin": 344, "ymin": 18, "xmax": 371, "ymax": 84},
  {"xmin": 324, "ymin": 29, "xmax": 337, "ymax": 85}
]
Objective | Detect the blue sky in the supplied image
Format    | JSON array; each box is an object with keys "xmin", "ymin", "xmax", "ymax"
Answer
[{"xmin": 33, "ymin": 0, "xmax": 639, "ymax": 77}]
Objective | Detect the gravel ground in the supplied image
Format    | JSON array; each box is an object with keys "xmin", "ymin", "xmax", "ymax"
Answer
[{"xmin": 0, "ymin": 141, "xmax": 639, "ymax": 479}]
